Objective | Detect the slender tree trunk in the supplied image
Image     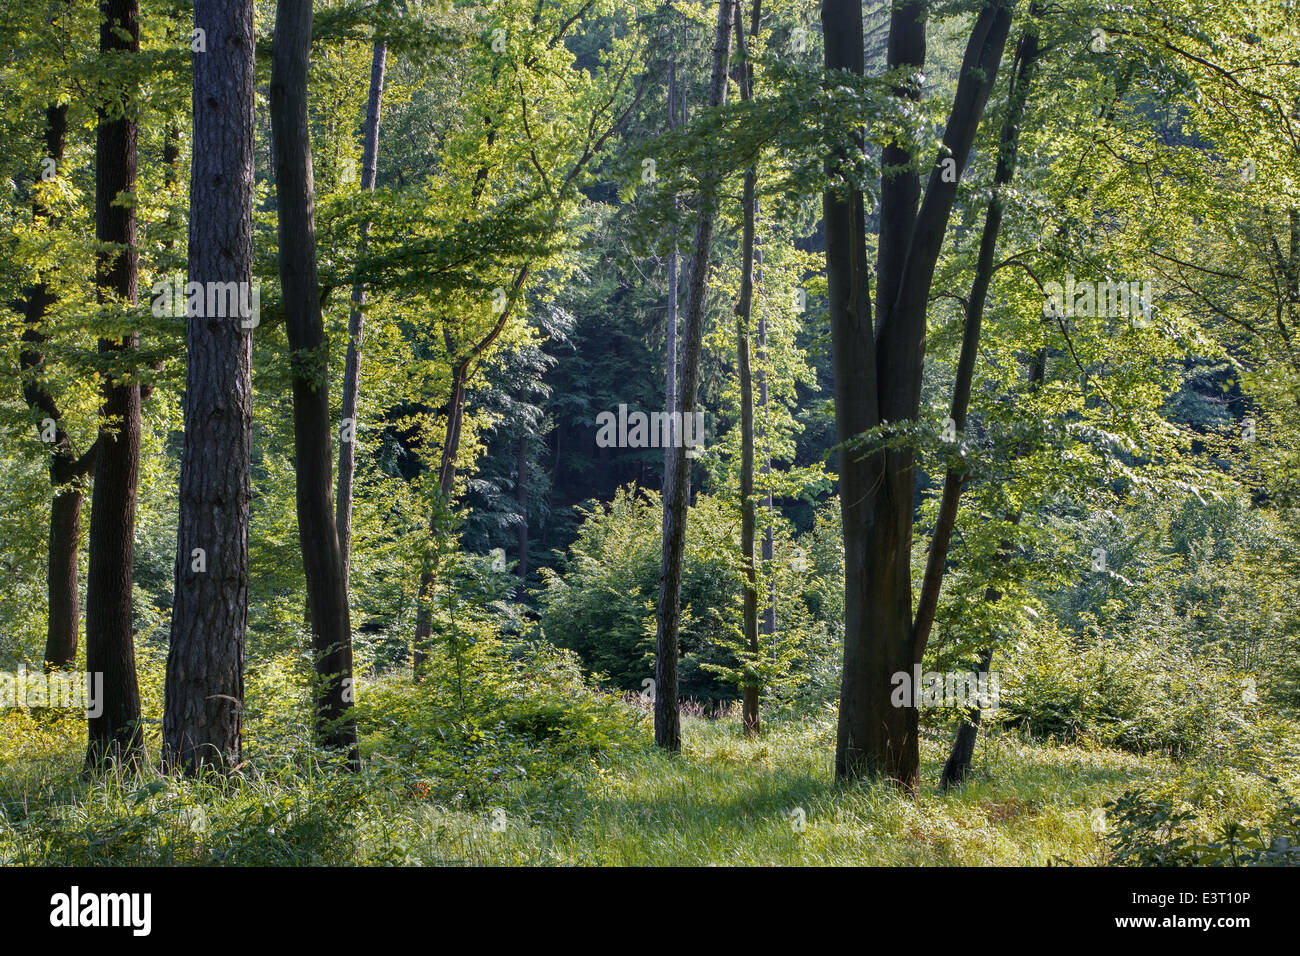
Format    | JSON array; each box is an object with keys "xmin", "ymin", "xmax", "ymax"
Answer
[
  {"xmin": 17, "ymin": 100, "xmax": 98, "ymax": 672},
  {"xmin": 163, "ymin": 0, "xmax": 256, "ymax": 774},
  {"xmin": 940, "ymin": 647, "xmax": 992, "ymax": 789},
  {"xmin": 912, "ymin": 13, "xmax": 1040, "ymax": 664},
  {"xmin": 336, "ymin": 37, "xmax": 388, "ymax": 589},
  {"xmin": 655, "ymin": 0, "xmax": 736, "ymax": 752},
  {"xmin": 734, "ymin": 0, "xmax": 761, "ymax": 735},
  {"xmin": 663, "ymin": 54, "xmax": 679, "ymax": 508},
  {"xmin": 270, "ymin": 0, "xmax": 357, "ymax": 767},
  {"xmin": 515, "ymin": 429, "xmax": 529, "ymax": 599},
  {"xmin": 85, "ymin": 0, "xmax": 144, "ymax": 771}
]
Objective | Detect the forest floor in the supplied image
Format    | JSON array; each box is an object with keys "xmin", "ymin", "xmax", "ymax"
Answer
[{"xmin": 5, "ymin": 697, "xmax": 1285, "ymax": 866}]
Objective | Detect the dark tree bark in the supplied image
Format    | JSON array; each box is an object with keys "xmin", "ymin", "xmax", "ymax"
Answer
[
  {"xmin": 270, "ymin": 0, "xmax": 358, "ymax": 767},
  {"xmin": 17, "ymin": 100, "xmax": 98, "ymax": 673},
  {"xmin": 515, "ymin": 429, "xmax": 529, "ymax": 599},
  {"xmin": 913, "ymin": 13, "xmax": 1041, "ymax": 664},
  {"xmin": 832, "ymin": 0, "xmax": 1013, "ymax": 787},
  {"xmin": 734, "ymin": 0, "xmax": 761, "ymax": 736},
  {"xmin": 655, "ymin": 0, "xmax": 736, "ymax": 752},
  {"xmin": 663, "ymin": 53, "xmax": 680, "ymax": 509},
  {"xmin": 85, "ymin": 0, "xmax": 144, "ymax": 771},
  {"xmin": 336, "ymin": 37, "xmax": 388, "ymax": 589},
  {"xmin": 823, "ymin": 0, "xmax": 885, "ymax": 783},
  {"xmin": 163, "ymin": 0, "xmax": 257, "ymax": 774},
  {"xmin": 940, "ymin": 647, "xmax": 993, "ymax": 789}
]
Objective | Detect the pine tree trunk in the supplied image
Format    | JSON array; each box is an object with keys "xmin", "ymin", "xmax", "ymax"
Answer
[
  {"xmin": 85, "ymin": 0, "xmax": 144, "ymax": 771},
  {"xmin": 655, "ymin": 0, "xmax": 736, "ymax": 752},
  {"xmin": 163, "ymin": 0, "xmax": 257, "ymax": 774},
  {"xmin": 270, "ymin": 0, "xmax": 357, "ymax": 767},
  {"xmin": 336, "ymin": 37, "xmax": 387, "ymax": 588}
]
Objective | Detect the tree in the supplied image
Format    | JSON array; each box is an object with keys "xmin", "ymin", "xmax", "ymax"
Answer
[
  {"xmin": 827, "ymin": 0, "xmax": 1013, "ymax": 786},
  {"xmin": 162, "ymin": 0, "xmax": 258, "ymax": 774},
  {"xmin": 18, "ymin": 94, "xmax": 98, "ymax": 673},
  {"xmin": 85, "ymin": 0, "xmax": 144, "ymax": 771},
  {"xmin": 655, "ymin": 0, "xmax": 736, "ymax": 751},
  {"xmin": 270, "ymin": 0, "xmax": 358, "ymax": 766},
  {"xmin": 336, "ymin": 35, "xmax": 388, "ymax": 590}
]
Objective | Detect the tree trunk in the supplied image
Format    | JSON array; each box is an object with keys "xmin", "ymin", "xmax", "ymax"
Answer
[
  {"xmin": 515, "ymin": 429, "xmax": 529, "ymax": 599},
  {"xmin": 17, "ymin": 100, "xmax": 97, "ymax": 673},
  {"xmin": 663, "ymin": 54, "xmax": 680, "ymax": 508},
  {"xmin": 734, "ymin": 0, "xmax": 761, "ymax": 736},
  {"xmin": 912, "ymin": 12, "xmax": 1041, "ymax": 664},
  {"xmin": 163, "ymin": 0, "xmax": 257, "ymax": 774},
  {"xmin": 654, "ymin": 0, "xmax": 736, "ymax": 752},
  {"xmin": 824, "ymin": 0, "xmax": 885, "ymax": 783},
  {"xmin": 85, "ymin": 0, "xmax": 144, "ymax": 771},
  {"xmin": 940, "ymin": 647, "xmax": 992, "ymax": 789},
  {"xmin": 270, "ymin": 0, "xmax": 357, "ymax": 767},
  {"xmin": 834, "ymin": 0, "xmax": 1013, "ymax": 787},
  {"xmin": 336, "ymin": 37, "xmax": 388, "ymax": 589}
]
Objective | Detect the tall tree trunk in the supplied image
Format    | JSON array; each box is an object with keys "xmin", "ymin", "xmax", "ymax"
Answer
[
  {"xmin": 824, "ymin": 0, "xmax": 885, "ymax": 783},
  {"xmin": 163, "ymin": 0, "xmax": 257, "ymax": 774},
  {"xmin": 655, "ymin": 0, "xmax": 736, "ymax": 751},
  {"xmin": 85, "ymin": 0, "xmax": 144, "ymax": 771},
  {"xmin": 270, "ymin": 0, "xmax": 358, "ymax": 767},
  {"xmin": 912, "ymin": 12, "xmax": 1040, "ymax": 664},
  {"xmin": 734, "ymin": 0, "xmax": 761, "ymax": 735},
  {"xmin": 663, "ymin": 54, "xmax": 680, "ymax": 508},
  {"xmin": 336, "ymin": 37, "xmax": 387, "ymax": 589}
]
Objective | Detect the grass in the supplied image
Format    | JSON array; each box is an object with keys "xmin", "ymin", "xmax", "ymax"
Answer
[{"xmin": 7, "ymin": 690, "xmax": 1289, "ymax": 866}]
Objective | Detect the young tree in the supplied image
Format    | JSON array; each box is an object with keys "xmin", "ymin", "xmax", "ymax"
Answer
[
  {"xmin": 336, "ymin": 35, "xmax": 388, "ymax": 589},
  {"xmin": 655, "ymin": 0, "xmax": 737, "ymax": 751},
  {"xmin": 270, "ymin": 0, "xmax": 358, "ymax": 766},
  {"xmin": 162, "ymin": 0, "xmax": 257, "ymax": 774}
]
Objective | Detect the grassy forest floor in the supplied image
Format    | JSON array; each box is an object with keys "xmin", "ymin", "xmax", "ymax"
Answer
[{"xmin": 4, "ymin": 674, "xmax": 1293, "ymax": 866}]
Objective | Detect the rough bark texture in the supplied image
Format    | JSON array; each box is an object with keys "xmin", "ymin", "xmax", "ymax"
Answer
[
  {"xmin": 163, "ymin": 0, "xmax": 256, "ymax": 774},
  {"xmin": 85, "ymin": 0, "xmax": 144, "ymax": 771},
  {"xmin": 336, "ymin": 38, "xmax": 388, "ymax": 588},
  {"xmin": 270, "ymin": 0, "xmax": 358, "ymax": 766},
  {"xmin": 655, "ymin": 0, "xmax": 735, "ymax": 752}
]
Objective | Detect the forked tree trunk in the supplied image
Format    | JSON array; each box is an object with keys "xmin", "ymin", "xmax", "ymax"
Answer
[
  {"xmin": 163, "ymin": 0, "xmax": 257, "ymax": 774},
  {"xmin": 270, "ymin": 0, "xmax": 358, "ymax": 767},
  {"xmin": 654, "ymin": 0, "xmax": 736, "ymax": 752},
  {"xmin": 832, "ymin": 0, "xmax": 1012, "ymax": 787},
  {"xmin": 85, "ymin": 0, "xmax": 144, "ymax": 772}
]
